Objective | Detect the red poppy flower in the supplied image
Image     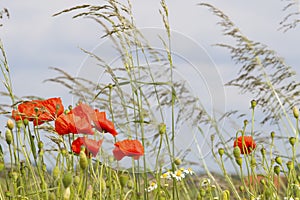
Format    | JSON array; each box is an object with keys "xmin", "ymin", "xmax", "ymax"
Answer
[
  {"xmin": 55, "ymin": 103, "xmax": 94, "ymax": 135},
  {"xmin": 71, "ymin": 137, "xmax": 103, "ymax": 157},
  {"xmin": 12, "ymin": 97, "xmax": 64, "ymax": 125},
  {"xmin": 233, "ymin": 136, "xmax": 256, "ymax": 154},
  {"xmin": 93, "ymin": 109, "xmax": 118, "ymax": 136},
  {"xmin": 113, "ymin": 139, "xmax": 144, "ymax": 161}
]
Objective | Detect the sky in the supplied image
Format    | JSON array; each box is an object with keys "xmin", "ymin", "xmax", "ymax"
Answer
[{"xmin": 0, "ymin": 0, "xmax": 299, "ymax": 172}]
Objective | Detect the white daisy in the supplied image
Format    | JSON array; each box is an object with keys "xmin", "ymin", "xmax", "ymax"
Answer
[
  {"xmin": 146, "ymin": 181, "xmax": 157, "ymax": 192},
  {"xmin": 160, "ymin": 170, "xmax": 172, "ymax": 180},
  {"xmin": 172, "ymin": 170, "xmax": 185, "ymax": 181},
  {"xmin": 182, "ymin": 167, "xmax": 194, "ymax": 175}
]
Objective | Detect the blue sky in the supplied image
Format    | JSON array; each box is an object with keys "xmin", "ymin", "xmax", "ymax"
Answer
[
  {"xmin": 0, "ymin": 0, "xmax": 299, "ymax": 172},
  {"xmin": 0, "ymin": 1, "xmax": 298, "ymax": 106}
]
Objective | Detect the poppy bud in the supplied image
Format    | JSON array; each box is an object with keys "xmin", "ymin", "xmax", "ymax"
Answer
[
  {"xmin": 63, "ymin": 187, "xmax": 70, "ymax": 200},
  {"xmin": 218, "ymin": 148, "xmax": 225, "ymax": 157},
  {"xmin": 289, "ymin": 137, "xmax": 296, "ymax": 146},
  {"xmin": 68, "ymin": 105, "xmax": 72, "ymax": 111},
  {"xmin": 49, "ymin": 192, "xmax": 56, "ymax": 200},
  {"xmin": 119, "ymin": 174, "xmax": 129, "ymax": 188},
  {"xmin": 275, "ymin": 156, "xmax": 282, "ymax": 165},
  {"xmin": 222, "ymin": 190, "xmax": 230, "ymax": 200},
  {"xmin": 274, "ymin": 165, "xmax": 280, "ymax": 175},
  {"xmin": 38, "ymin": 141, "xmax": 44, "ymax": 150},
  {"xmin": 197, "ymin": 193, "xmax": 201, "ymax": 200},
  {"xmin": 235, "ymin": 157, "xmax": 243, "ymax": 166},
  {"xmin": 174, "ymin": 158, "xmax": 181, "ymax": 166},
  {"xmin": 62, "ymin": 171, "xmax": 73, "ymax": 188},
  {"xmin": 16, "ymin": 120, "xmax": 23, "ymax": 129},
  {"xmin": 108, "ymin": 156, "xmax": 114, "ymax": 163},
  {"xmin": 42, "ymin": 164, "xmax": 47, "ymax": 172},
  {"xmin": 293, "ymin": 106, "xmax": 299, "ymax": 119},
  {"xmin": 286, "ymin": 161, "xmax": 294, "ymax": 171},
  {"xmin": 61, "ymin": 148, "xmax": 67, "ymax": 157},
  {"xmin": 127, "ymin": 180, "xmax": 133, "ymax": 189},
  {"xmin": 270, "ymin": 131, "xmax": 275, "ymax": 139},
  {"xmin": 52, "ymin": 166, "xmax": 60, "ymax": 180},
  {"xmin": 86, "ymin": 185, "xmax": 93, "ymax": 199},
  {"xmin": 34, "ymin": 107, "xmax": 39, "ymax": 113},
  {"xmin": 211, "ymin": 135, "xmax": 215, "ymax": 142},
  {"xmin": 243, "ymin": 120, "xmax": 248, "ymax": 126},
  {"xmin": 0, "ymin": 161, "xmax": 4, "ymax": 172},
  {"xmin": 74, "ymin": 175, "xmax": 80, "ymax": 186},
  {"xmin": 39, "ymin": 149, "xmax": 44, "ymax": 157},
  {"xmin": 6, "ymin": 119, "xmax": 14, "ymax": 130},
  {"xmin": 11, "ymin": 172, "xmax": 18, "ymax": 182},
  {"xmin": 239, "ymin": 185, "xmax": 245, "ymax": 192},
  {"xmin": 250, "ymin": 157, "xmax": 257, "ymax": 167},
  {"xmin": 79, "ymin": 151, "xmax": 88, "ymax": 170},
  {"xmin": 251, "ymin": 100, "xmax": 257, "ymax": 109},
  {"xmin": 260, "ymin": 179, "xmax": 266, "ymax": 186},
  {"xmin": 199, "ymin": 188, "xmax": 206, "ymax": 197},
  {"xmin": 233, "ymin": 146, "xmax": 241, "ymax": 159},
  {"xmin": 100, "ymin": 178, "xmax": 106, "ymax": 192},
  {"xmin": 5, "ymin": 191, "xmax": 11, "ymax": 198},
  {"xmin": 159, "ymin": 123, "xmax": 166, "ymax": 135},
  {"xmin": 5, "ymin": 129, "xmax": 12, "ymax": 145},
  {"xmin": 260, "ymin": 147, "xmax": 266, "ymax": 156},
  {"xmin": 23, "ymin": 119, "xmax": 29, "ymax": 127}
]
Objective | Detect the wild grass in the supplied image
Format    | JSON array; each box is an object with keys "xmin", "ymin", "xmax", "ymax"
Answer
[{"xmin": 0, "ymin": 0, "xmax": 300, "ymax": 199}]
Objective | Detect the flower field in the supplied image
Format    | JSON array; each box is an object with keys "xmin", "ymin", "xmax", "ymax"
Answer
[{"xmin": 0, "ymin": 0, "xmax": 300, "ymax": 199}]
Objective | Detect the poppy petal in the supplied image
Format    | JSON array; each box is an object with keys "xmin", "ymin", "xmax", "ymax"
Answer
[
  {"xmin": 233, "ymin": 136, "xmax": 256, "ymax": 154},
  {"xmin": 113, "ymin": 139, "xmax": 144, "ymax": 161},
  {"xmin": 94, "ymin": 109, "xmax": 118, "ymax": 136}
]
